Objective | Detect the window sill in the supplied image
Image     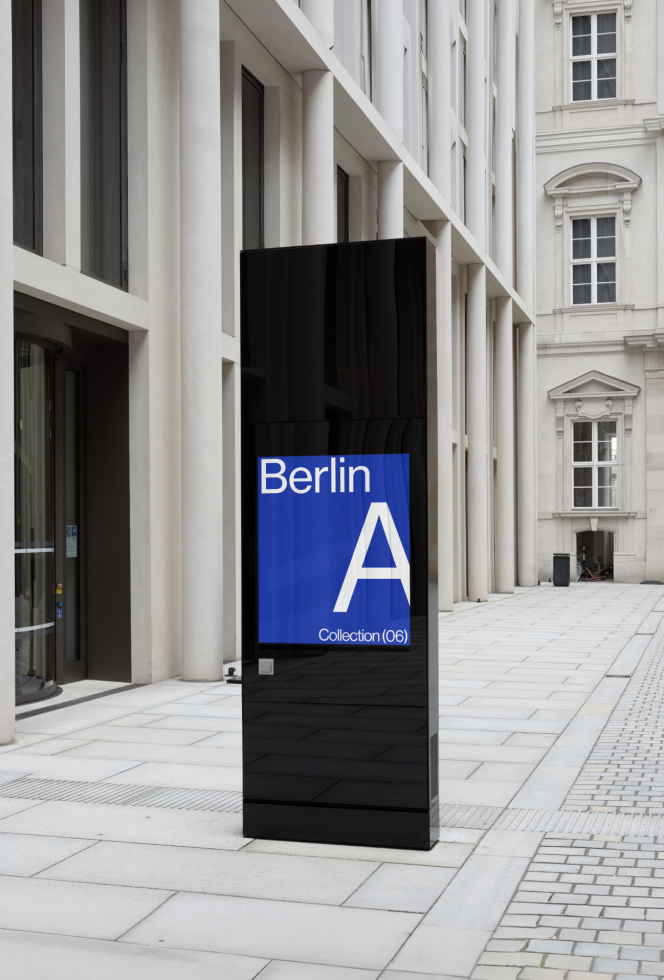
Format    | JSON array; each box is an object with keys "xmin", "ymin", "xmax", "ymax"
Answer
[
  {"xmin": 553, "ymin": 510, "xmax": 637, "ymax": 518},
  {"xmin": 554, "ymin": 304, "xmax": 634, "ymax": 314},
  {"xmin": 553, "ymin": 100, "xmax": 634, "ymax": 111}
]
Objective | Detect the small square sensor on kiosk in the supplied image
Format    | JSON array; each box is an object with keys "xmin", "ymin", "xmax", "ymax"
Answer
[{"xmin": 258, "ymin": 658, "xmax": 274, "ymax": 675}]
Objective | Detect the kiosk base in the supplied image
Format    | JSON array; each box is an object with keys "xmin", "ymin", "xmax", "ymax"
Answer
[{"xmin": 244, "ymin": 801, "xmax": 438, "ymax": 851}]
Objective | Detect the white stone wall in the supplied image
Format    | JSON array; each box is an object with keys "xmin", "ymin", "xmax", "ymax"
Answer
[{"xmin": 536, "ymin": 0, "xmax": 664, "ymax": 584}]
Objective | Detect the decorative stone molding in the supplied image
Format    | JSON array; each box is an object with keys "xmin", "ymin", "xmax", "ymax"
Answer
[
  {"xmin": 644, "ymin": 116, "xmax": 664, "ymax": 134},
  {"xmin": 548, "ymin": 371, "xmax": 641, "ymax": 431},
  {"xmin": 548, "ymin": 370, "xmax": 641, "ymax": 403},
  {"xmin": 624, "ymin": 397, "xmax": 633, "ymax": 435},
  {"xmin": 624, "ymin": 0, "xmax": 632, "ymax": 23},
  {"xmin": 624, "ymin": 332, "xmax": 664, "ymax": 351},
  {"xmin": 553, "ymin": 1, "xmax": 563, "ymax": 29},
  {"xmin": 544, "ymin": 163, "xmax": 642, "ymax": 199},
  {"xmin": 554, "ymin": 199, "xmax": 564, "ymax": 232},
  {"xmin": 544, "ymin": 163, "xmax": 641, "ymax": 231}
]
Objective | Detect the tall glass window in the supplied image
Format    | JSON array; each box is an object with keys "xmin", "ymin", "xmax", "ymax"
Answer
[
  {"xmin": 571, "ymin": 13, "xmax": 617, "ymax": 102},
  {"xmin": 242, "ymin": 68, "xmax": 264, "ymax": 251},
  {"xmin": 572, "ymin": 216, "xmax": 616, "ymax": 305},
  {"xmin": 360, "ymin": 0, "xmax": 372, "ymax": 98},
  {"xmin": 13, "ymin": 0, "xmax": 42, "ymax": 253},
  {"xmin": 573, "ymin": 420, "xmax": 618, "ymax": 509},
  {"xmin": 420, "ymin": 0, "xmax": 429, "ymax": 174},
  {"xmin": 80, "ymin": 0, "xmax": 128, "ymax": 288},
  {"xmin": 15, "ymin": 339, "xmax": 55, "ymax": 700}
]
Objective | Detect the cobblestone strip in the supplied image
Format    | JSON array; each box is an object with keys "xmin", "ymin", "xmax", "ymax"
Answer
[
  {"xmin": 471, "ymin": 626, "xmax": 664, "ymax": 980},
  {"xmin": 474, "ymin": 833, "xmax": 664, "ymax": 980},
  {"xmin": 565, "ymin": 630, "xmax": 664, "ymax": 813}
]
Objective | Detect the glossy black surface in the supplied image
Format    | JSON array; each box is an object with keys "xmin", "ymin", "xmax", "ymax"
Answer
[{"xmin": 241, "ymin": 239, "xmax": 438, "ymax": 850}]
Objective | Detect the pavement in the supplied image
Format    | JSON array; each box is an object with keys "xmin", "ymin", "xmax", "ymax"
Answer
[{"xmin": 1, "ymin": 582, "xmax": 664, "ymax": 979}]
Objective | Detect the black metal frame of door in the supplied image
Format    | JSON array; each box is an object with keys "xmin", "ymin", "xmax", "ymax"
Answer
[{"xmin": 54, "ymin": 354, "xmax": 87, "ymax": 684}]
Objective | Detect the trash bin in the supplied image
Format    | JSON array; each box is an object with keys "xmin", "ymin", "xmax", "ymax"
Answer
[{"xmin": 553, "ymin": 553, "xmax": 570, "ymax": 587}]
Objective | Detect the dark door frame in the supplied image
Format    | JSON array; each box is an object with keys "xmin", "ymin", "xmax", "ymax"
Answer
[{"xmin": 54, "ymin": 354, "xmax": 87, "ymax": 684}]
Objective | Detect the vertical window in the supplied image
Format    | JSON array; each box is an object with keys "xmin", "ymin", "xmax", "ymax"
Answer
[
  {"xmin": 80, "ymin": 0, "xmax": 128, "ymax": 289},
  {"xmin": 336, "ymin": 166, "xmax": 349, "ymax": 243},
  {"xmin": 420, "ymin": 0, "xmax": 429, "ymax": 174},
  {"xmin": 242, "ymin": 68, "xmax": 264, "ymax": 251},
  {"xmin": 13, "ymin": 0, "xmax": 42, "ymax": 253},
  {"xmin": 573, "ymin": 420, "xmax": 617, "ymax": 508},
  {"xmin": 571, "ymin": 12, "xmax": 616, "ymax": 102},
  {"xmin": 460, "ymin": 38, "xmax": 467, "ymax": 128},
  {"xmin": 462, "ymin": 152, "xmax": 467, "ymax": 224},
  {"xmin": 572, "ymin": 216, "xmax": 616, "ymax": 305},
  {"xmin": 360, "ymin": 0, "xmax": 372, "ymax": 99}
]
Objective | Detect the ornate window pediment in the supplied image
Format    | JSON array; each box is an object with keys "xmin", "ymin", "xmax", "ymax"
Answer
[
  {"xmin": 544, "ymin": 163, "xmax": 641, "ymax": 199},
  {"xmin": 548, "ymin": 370, "xmax": 640, "ymax": 401},
  {"xmin": 548, "ymin": 370, "xmax": 640, "ymax": 434}
]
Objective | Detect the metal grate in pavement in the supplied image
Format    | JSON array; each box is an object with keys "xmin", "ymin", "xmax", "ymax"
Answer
[
  {"xmin": 438, "ymin": 803, "xmax": 504, "ymax": 830},
  {"xmin": 0, "ymin": 776, "xmax": 243, "ymax": 813},
  {"xmin": 441, "ymin": 802, "xmax": 664, "ymax": 836}
]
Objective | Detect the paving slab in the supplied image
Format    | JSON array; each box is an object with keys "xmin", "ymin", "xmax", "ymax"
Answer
[
  {"xmin": 244, "ymin": 838, "xmax": 473, "ymax": 868},
  {"xmin": 120, "ymin": 892, "xmax": 422, "ymax": 969},
  {"xmin": 343, "ymin": 863, "xmax": 456, "ymax": 912},
  {"xmin": 0, "ymin": 800, "xmax": 250, "ymax": 849},
  {"xmin": 38, "ymin": 839, "xmax": 379, "ymax": 904},
  {"xmin": 0, "ymin": 930, "xmax": 268, "ymax": 980},
  {"xmin": 0, "ymin": 831, "xmax": 95, "ymax": 875},
  {"xmin": 0, "ymin": 876, "xmax": 173, "ymax": 940},
  {"xmin": 14, "ymin": 704, "xmax": 139, "ymax": 734},
  {"xmin": 58, "ymin": 739, "xmax": 242, "ymax": 767},
  {"xmin": 100, "ymin": 760, "xmax": 243, "ymax": 790},
  {"xmin": 0, "ymin": 754, "xmax": 141, "ymax": 782}
]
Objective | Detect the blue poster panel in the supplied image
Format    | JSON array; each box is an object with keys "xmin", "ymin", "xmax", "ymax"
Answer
[{"xmin": 258, "ymin": 453, "xmax": 410, "ymax": 646}]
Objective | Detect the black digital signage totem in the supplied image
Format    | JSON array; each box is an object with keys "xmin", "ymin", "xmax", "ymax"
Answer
[{"xmin": 241, "ymin": 237, "xmax": 439, "ymax": 850}]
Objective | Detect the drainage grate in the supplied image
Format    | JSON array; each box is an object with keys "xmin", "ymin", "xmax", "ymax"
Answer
[
  {"xmin": 0, "ymin": 776, "xmax": 243, "ymax": 813},
  {"xmin": 441, "ymin": 803, "xmax": 664, "ymax": 837},
  {"xmin": 439, "ymin": 803, "xmax": 504, "ymax": 830}
]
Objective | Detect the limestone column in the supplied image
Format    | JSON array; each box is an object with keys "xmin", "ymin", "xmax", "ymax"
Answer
[
  {"xmin": 180, "ymin": 0, "xmax": 224, "ymax": 679},
  {"xmin": 0, "ymin": 0, "xmax": 13, "ymax": 742},
  {"xmin": 432, "ymin": 221, "xmax": 454, "ymax": 611},
  {"xmin": 376, "ymin": 0, "xmax": 403, "ymax": 239},
  {"xmin": 518, "ymin": 321, "xmax": 537, "ymax": 586},
  {"xmin": 300, "ymin": 0, "xmax": 334, "ymax": 49},
  {"xmin": 377, "ymin": 162, "xmax": 404, "ymax": 240},
  {"xmin": 494, "ymin": 297, "xmax": 515, "ymax": 593},
  {"xmin": 466, "ymin": 0, "xmax": 486, "ymax": 247},
  {"xmin": 517, "ymin": 0, "xmax": 535, "ymax": 310},
  {"xmin": 495, "ymin": 0, "xmax": 515, "ymax": 281},
  {"xmin": 429, "ymin": 0, "xmax": 451, "ymax": 200},
  {"xmin": 302, "ymin": 70, "xmax": 335, "ymax": 245},
  {"xmin": 467, "ymin": 264, "xmax": 488, "ymax": 601},
  {"xmin": 516, "ymin": 0, "xmax": 537, "ymax": 585}
]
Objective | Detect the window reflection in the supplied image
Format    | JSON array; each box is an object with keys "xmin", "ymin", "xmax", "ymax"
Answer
[{"xmin": 15, "ymin": 339, "xmax": 55, "ymax": 698}]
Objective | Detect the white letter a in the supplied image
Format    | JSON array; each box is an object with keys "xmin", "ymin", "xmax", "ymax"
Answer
[{"xmin": 333, "ymin": 502, "xmax": 410, "ymax": 612}]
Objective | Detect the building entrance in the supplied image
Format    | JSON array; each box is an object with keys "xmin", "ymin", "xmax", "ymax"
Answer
[
  {"xmin": 14, "ymin": 303, "xmax": 132, "ymax": 704},
  {"xmin": 576, "ymin": 530, "xmax": 614, "ymax": 581}
]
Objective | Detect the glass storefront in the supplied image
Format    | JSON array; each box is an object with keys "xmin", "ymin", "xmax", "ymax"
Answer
[{"xmin": 15, "ymin": 338, "xmax": 56, "ymax": 700}]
